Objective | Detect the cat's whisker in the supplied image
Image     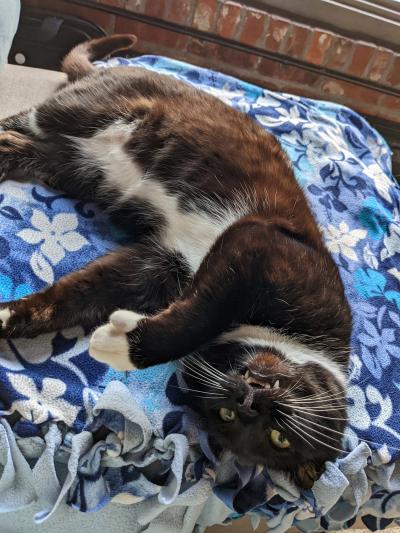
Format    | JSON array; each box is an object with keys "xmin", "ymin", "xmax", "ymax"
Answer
[
  {"xmin": 277, "ymin": 411, "xmax": 345, "ymax": 454},
  {"xmin": 281, "ymin": 400, "xmax": 348, "ymax": 410},
  {"xmin": 278, "ymin": 397, "xmax": 347, "ymax": 407},
  {"xmin": 194, "ymin": 356, "xmax": 232, "ymax": 380},
  {"xmin": 279, "ymin": 417, "xmax": 316, "ymax": 449},
  {"xmin": 291, "ymin": 413, "xmax": 346, "ymax": 438},
  {"xmin": 193, "ymin": 394, "xmax": 228, "ymax": 400},
  {"xmin": 284, "ymin": 407, "xmax": 348, "ymax": 421},
  {"xmin": 283, "ymin": 397, "xmax": 347, "ymax": 407},
  {"xmin": 186, "ymin": 355, "xmax": 232, "ymax": 384},
  {"xmin": 170, "ymin": 384, "xmax": 226, "ymax": 397},
  {"xmin": 281, "ymin": 406, "xmax": 348, "ymax": 412},
  {"xmin": 182, "ymin": 358, "xmax": 231, "ymax": 388},
  {"xmin": 280, "ymin": 401, "xmax": 348, "ymax": 410},
  {"xmin": 286, "ymin": 390, "xmax": 347, "ymax": 403},
  {"xmin": 277, "ymin": 377, "xmax": 303, "ymax": 400},
  {"xmin": 354, "ymin": 437, "xmax": 400, "ymax": 452},
  {"xmin": 292, "ymin": 391, "xmax": 347, "ymax": 402},
  {"xmin": 290, "ymin": 386, "xmax": 347, "ymax": 399},
  {"xmin": 181, "ymin": 360, "xmax": 228, "ymax": 391},
  {"xmin": 181, "ymin": 368, "xmax": 228, "ymax": 391},
  {"xmin": 181, "ymin": 362, "xmax": 227, "ymax": 388},
  {"xmin": 281, "ymin": 411, "xmax": 342, "ymax": 444},
  {"xmin": 277, "ymin": 417, "xmax": 315, "ymax": 449}
]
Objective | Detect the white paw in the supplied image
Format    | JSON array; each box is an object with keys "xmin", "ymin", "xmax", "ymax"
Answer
[
  {"xmin": 109, "ymin": 309, "xmax": 145, "ymax": 332},
  {"xmin": 89, "ymin": 310, "xmax": 146, "ymax": 371},
  {"xmin": 0, "ymin": 307, "xmax": 11, "ymax": 329}
]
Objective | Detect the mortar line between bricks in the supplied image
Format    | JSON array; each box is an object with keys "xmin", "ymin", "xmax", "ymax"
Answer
[
  {"xmin": 186, "ymin": 0, "xmax": 197, "ymax": 29},
  {"xmin": 299, "ymin": 29, "xmax": 314, "ymax": 62},
  {"xmin": 67, "ymin": 0, "xmax": 400, "ymax": 96},
  {"xmin": 277, "ymin": 20, "xmax": 291, "ymax": 55},
  {"xmin": 232, "ymin": 4, "xmax": 246, "ymax": 41},
  {"xmin": 364, "ymin": 47, "xmax": 381, "ymax": 80},
  {"xmin": 323, "ymin": 38, "xmax": 339, "ymax": 68},
  {"xmin": 382, "ymin": 53, "xmax": 396, "ymax": 85},
  {"xmin": 341, "ymin": 43, "xmax": 356, "ymax": 73},
  {"xmin": 210, "ymin": 0, "xmax": 222, "ymax": 34}
]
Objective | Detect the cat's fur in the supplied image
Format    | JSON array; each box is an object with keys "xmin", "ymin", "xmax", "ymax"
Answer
[{"xmin": 0, "ymin": 35, "xmax": 351, "ymax": 488}]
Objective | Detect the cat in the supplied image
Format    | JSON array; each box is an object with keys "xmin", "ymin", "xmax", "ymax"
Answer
[{"xmin": 0, "ymin": 34, "xmax": 351, "ymax": 489}]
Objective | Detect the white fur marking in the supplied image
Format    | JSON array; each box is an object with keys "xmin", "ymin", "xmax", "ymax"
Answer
[
  {"xmin": 73, "ymin": 121, "xmax": 248, "ymax": 271},
  {"xmin": 0, "ymin": 308, "xmax": 11, "ymax": 328},
  {"xmin": 89, "ymin": 310, "xmax": 145, "ymax": 371},
  {"xmin": 110, "ymin": 309, "xmax": 146, "ymax": 332},
  {"xmin": 28, "ymin": 109, "xmax": 45, "ymax": 138},
  {"xmin": 219, "ymin": 325, "xmax": 347, "ymax": 386}
]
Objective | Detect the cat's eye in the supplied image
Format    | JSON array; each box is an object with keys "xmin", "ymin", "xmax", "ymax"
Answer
[
  {"xmin": 270, "ymin": 429, "xmax": 291, "ymax": 449},
  {"xmin": 219, "ymin": 407, "xmax": 236, "ymax": 422}
]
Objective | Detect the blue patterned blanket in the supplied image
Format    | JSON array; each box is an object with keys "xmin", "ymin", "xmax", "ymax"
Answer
[{"xmin": 0, "ymin": 55, "xmax": 400, "ymax": 531}]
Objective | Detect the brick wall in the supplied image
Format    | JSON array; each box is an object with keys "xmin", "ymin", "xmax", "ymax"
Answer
[{"xmin": 22, "ymin": 0, "xmax": 400, "ymax": 125}]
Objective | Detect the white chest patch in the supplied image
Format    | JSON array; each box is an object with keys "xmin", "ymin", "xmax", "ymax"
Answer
[{"xmin": 72, "ymin": 121, "xmax": 247, "ymax": 271}]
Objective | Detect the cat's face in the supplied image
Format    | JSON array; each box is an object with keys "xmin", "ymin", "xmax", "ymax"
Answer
[{"xmin": 183, "ymin": 346, "xmax": 347, "ymax": 489}]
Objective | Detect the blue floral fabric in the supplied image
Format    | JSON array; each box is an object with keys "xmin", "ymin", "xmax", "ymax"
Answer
[{"xmin": 0, "ymin": 55, "xmax": 399, "ymax": 530}]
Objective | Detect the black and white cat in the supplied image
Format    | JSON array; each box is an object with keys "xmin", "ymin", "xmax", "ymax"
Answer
[{"xmin": 0, "ymin": 35, "xmax": 351, "ymax": 488}]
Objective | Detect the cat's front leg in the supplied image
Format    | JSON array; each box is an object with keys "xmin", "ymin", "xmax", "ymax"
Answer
[
  {"xmin": 88, "ymin": 217, "xmax": 267, "ymax": 370},
  {"xmin": 0, "ymin": 244, "xmax": 188, "ymax": 340}
]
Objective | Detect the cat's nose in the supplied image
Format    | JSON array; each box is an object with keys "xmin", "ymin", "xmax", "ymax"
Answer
[
  {"xmin": 235, "ymin": 386, "xmax": 273, "ymax": 418},
  {"xmin": 250, "ymin": 390, "xmax": 275, "ymax": 414}
]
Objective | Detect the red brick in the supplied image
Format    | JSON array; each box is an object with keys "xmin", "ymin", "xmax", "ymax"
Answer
[
  {"xmin": 143, "ymin": 0, "xmax": 166, "ymax": 18},
  {"xmin": 367, "ymin": 47, "xmax": 394, "ymax": 82},
  {"xmin": 238, "ymin": 7, "xmax": 268, "ymax": 47},
  {"xmin": 281, "ymin": 23, "xmax": 310, "ymax": 59},
  {"xmin": 216, "ymin": 1, "xmax": 242, "ymax": 39},
  {"xmin": 304, "ymin": 30, "xmax": 334, "ymax": 66},
  {"xmin": 285, "ymin": 66, "xmax": 321, "ymax": 87},
  {"xmin": 95, "ymin": 0, "xmax": 125, "ymax": 6},
  {"xmin": 125, "ymin": 0, "xmax": 146, "ymax": 13},
  {"xmin": 264, "ymin": 16, "xmax": 290, "ymax": 53},
  {"xmin": 193, "ymin": 0, "xmax": 219, "ymax": 32},
  {"xmin": 215, "ymin": 45, "xmax": 260, "ymax": 70},
  {"xmin": 386, "ymin": 55, "xmax": 400, "ymax": 88},
  {"xmin": 325, "ymin": 36, "xmax": 354, "ymax": 71},
  {"xmin": 340, "ymin": 82, "xmax": 381, "ymax": 106},
  {"xmin": 179, "ymin": 36, "xmax": 218, "ymax": 57},
  {"xmin": 346, "ymin": 41, "xmax": 376, "ymax": 78},
  {"xmin": 319, "ymin": 79, "xmax": 345, "ymax": 97},
  {"xmin": 114, "ymin": 16, "xmax": 180, "ymax": 49},
  {"xmin": 166, "ymin": 0, "xmax": 193, "ymax": 25},
  {"xmin": 379, "ymin": 93, "xmax": 400, "ymax": 112},
  {"xmin": 257, "ymin": 56, "xmax": 292, "ymax": 81}
]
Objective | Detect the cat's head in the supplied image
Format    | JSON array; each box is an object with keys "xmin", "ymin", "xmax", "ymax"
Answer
[{"xmin": 183, "ymin": 330, "xmax": 348, "ymax": 489}]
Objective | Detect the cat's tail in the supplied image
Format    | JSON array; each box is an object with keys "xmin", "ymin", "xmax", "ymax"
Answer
[{"xmin": 61, "ymin": 34, "xmax": 137, "ymax": 82}]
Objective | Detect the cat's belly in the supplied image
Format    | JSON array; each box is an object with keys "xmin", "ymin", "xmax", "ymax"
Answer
[{"xmin": 72, "ymin": 121, "xmax": 243, "ymax": 272}]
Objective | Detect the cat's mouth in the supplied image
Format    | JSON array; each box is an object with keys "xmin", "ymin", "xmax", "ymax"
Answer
[{"xmin": 243, "ymin": 370, "xmax": 281, "ymax": 391}]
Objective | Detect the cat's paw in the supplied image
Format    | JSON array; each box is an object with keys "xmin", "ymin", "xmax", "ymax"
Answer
[
  {"xmin": 0, "ymin": 304, "xmax": 22, "ymax": 337},
  {"xmin": 89, "ymin": 310, "xmax": 146, "ymax": 371},
  {"xmin": 0, "ymin": 307, "xmax": 12, "ymax": 330},
  {"xmin": 0, "ymin": 131, "xmax": 30, "ymax": 153},
  {"xmin": 0, "ymin": 131, "xmax": 33, "ymax": 181}
]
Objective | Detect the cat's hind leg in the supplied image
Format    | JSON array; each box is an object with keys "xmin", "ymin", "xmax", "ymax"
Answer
[
  {"xmin": 0, "ymin": 128, "xmax": 49, "ymax": 182},
  {"xmin": 0, "ymin": 243, "xmax": 191, "ymax": 341}
]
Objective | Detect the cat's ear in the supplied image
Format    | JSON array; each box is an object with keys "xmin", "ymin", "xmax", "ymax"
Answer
[{"xmin": 293, "ymin": 462, "xmax": 325, "ymax": 489}]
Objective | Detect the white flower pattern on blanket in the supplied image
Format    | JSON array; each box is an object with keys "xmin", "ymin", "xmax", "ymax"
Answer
[
  {"xmin": 17, "ymin": 210, "xmax": 89, "ymax": 283},
  {"xmin": 8, "ymin": 374, "xmax": 80, "ymax": 425},
  {"xmin": 325, "ymin": 221, "xmax": 367, "ymax": 261}
]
